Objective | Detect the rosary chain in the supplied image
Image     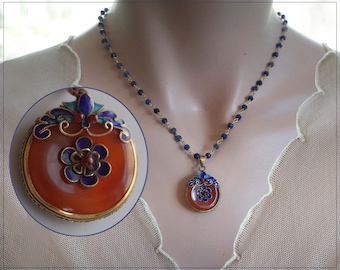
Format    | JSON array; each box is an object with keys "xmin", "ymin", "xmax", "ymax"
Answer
[{"xmin": 98, "ymin": 8, "xmax": 288, "ymax": 164}]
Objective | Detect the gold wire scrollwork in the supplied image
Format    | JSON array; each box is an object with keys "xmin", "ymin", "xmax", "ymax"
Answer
[
  {"xmin": 86, "ymin": 122, "xmax": 114, "ymax": 137},
  {"xmin": 59, "ymin": 121, "xmax": 84, "ymax": 137},
  {"xmin": 59, "ymin": 120, "xmax": 115, "ymax": 137}
]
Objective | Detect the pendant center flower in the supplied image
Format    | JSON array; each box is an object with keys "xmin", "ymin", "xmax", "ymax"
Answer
[
  {"xmin": 81, "ymin": 155, "xmax": 94, "ymax": 167},
  {"xmin": 60, "ymin": 136, "xmax": 111, "ymax": 187},
  {"xmin": 197, "ymin": 186, "xmax": 212, "ymax": 202}
]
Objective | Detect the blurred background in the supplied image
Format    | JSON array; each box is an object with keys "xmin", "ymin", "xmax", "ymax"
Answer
[{"xmin": 1, "ymin": 1, "xmax": 337, "ymax": 62}]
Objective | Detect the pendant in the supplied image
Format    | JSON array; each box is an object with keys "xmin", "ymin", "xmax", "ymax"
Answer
[
  {"xmin": 186, "ymin": 171, "xmax": 220, "ymax": 212},
  {"xmin": 18, "ymin": 87, "xmax": 141, "ymax": 222}
]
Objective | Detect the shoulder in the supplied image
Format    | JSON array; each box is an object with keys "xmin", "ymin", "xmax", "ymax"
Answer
[
  {"xmin": 3, "ymin": 37, "xmax": 81, "ymax": 90},
  {"xmin": 2, "ymin": 38, "xmax": 82, "ymax": 130},
  {"xmin": 315, "ymin": 45, "xmax": 338, "ymax": 85}
]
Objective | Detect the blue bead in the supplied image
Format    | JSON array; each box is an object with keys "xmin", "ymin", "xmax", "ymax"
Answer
[
  {"xmin": 130, "ymin": 81, "xmax": 137, "ymax": 86},
  {"xmin": 101, "ymin": 38, "xmax": 107, "ymax": 44},
  {"xmin": 98, "ymin": 22, "xmax": 104, "ymax": 27},
  {"xmin": 221, "ymin": 133, "xmax": 227, "ymax": 140},
  {"xmin": 105, "ymin": 44, "xmax": 111, "ymax": 50},
  {"xmin": 153, "ymin": 108, "xmax": 160, "ymax": 114},
  {"xmin": 272, "ymin": 52, "xmax": 279, "ymax": 57},
  {"xmin": 170, "ymin": 128, "xmax": 177, "ymax": 134},
  {"xmin": 162, "ymin": 118, "xmax": 168, "ymax": 124},
  {"xmin": 78, "ymin": 93, "xmax": 93, "ymax": 115},
  {"xmin": 256, "ymin": 80, "xmax": 263, "ymax": 86},
  {"xmin": 175, "ymin": 135, "xmax": 182, "ymax": 141},
  {"xmin": 117, "ymin": 62, "xmax": 123, "ymax": 69},
  {"xmin": 276, "ymin": 43, "xmax": 282, "ymax": 48},
  {"xmin": 267, "ymin": 62, "xmax": 274, "ymax": 68},
  {"xmin": 214, "ymin": 144, "xmax": 219, "ymax": 149},
  {"xmin": 251, "ymin": 86, "xmax": 258, "ymax": 91},
  {"xmin": 281, "ymin": 14, "xmax": 285, "ymax": 19},
  {"xmin": 98, "ymin": 16, "xmax": 103, "ymax": 21},
  {"xmin": 123, "ymin": 71, "xmax": 130, "ymax": 77},
  {"xmin": 137, "ymin": 89, "xmax": 144, "ymax": 95},
  {"xmin": 99, "ymin": 29, "xmax": 106, "ymax": 35},
  {"xmin": 247, "ymin": 95, "xmax": 254, "ymax": 101},
  {"xmin": 110, "ymin": 52, "xmax": 116, "ymax": 58},
  {"xmin": 184, "ymin": 144, "xmax": 190, "ymax": 150},
  {"xmin": 262, "ymin": 71, "xmax": 269, "ymax": 76},
  {"xmin": 235, "ymin": 114, "xmax": 242, "ymax": 120},
  {"xmin": 205, "ymin": 153, "xmax": 211, "ymax": 159},
  {"xmin": 194, "ymin": 153, "xmax": 200, "ymax": 159},
  {"xmin": 228, "ymin": 123, "xmax": 234, "ymax": 129},
  {"xmin": 145, "ymin": 99, "xmax": 151, "ymax": 105},
  {"xmin": 104, "ymin": 8, "xmax": 109, "ymax": 12},
  {"xmin": 241, "ymin": 104, "xmax": 248, "ymax": 110},
  {"xmin": 280, "ymin": 35, "xmax": 286, "ymax": 40},
  {"xmin": 283, "ymin": 20, "xmax": 288, "ymax": 25},
  {"xmin": 282, "ymin": 26, "xmax": 288, "ymax": 32},
  {"xmin": 100, "ymin": 10, "xmax": 105, "ymax": 15}
]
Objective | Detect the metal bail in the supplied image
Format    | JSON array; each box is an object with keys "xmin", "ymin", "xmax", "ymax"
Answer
[
  {"xmin": 199, "ymin": 157, "xmax": 206, "ymax": 172},
  {"xmin": 68, "ymin": 87, "xmax": 88, "ymax": 97}
]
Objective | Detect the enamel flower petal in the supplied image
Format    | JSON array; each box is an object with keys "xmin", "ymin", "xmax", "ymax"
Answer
[
  {"xmin": 64, "ymin": 166, "xmax": 81, "ymax": 182},
  {"xmin": 61, "ymin": 147, "xmax": 76, "ymax": 165},
  {"xmin": 93, "ymin": 144, "xmax": 108, "ymax": 159},
  {"xmin": 81, "ymin": 174, "xmax": 98, "ymax": 187},
  {"xmin": 76, "ymin": 136, "xmax": 92, "ymax": 152},
  {"xmin": 96, "ymin": 161, "xmax": 111, "ymax": 177}
]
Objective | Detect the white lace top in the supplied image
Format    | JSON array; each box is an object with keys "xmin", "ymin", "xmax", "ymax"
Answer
[{"xmin": 1, "ymin": 40, "xmax": 338, "ymax": 269}]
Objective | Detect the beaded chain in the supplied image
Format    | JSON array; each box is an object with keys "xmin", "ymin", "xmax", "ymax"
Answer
[{"xmin": 97, "ymin": 8, "xmax": 288, "ymax": 165}]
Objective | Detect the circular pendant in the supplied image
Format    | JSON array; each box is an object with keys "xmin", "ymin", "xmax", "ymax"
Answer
[
  {"xmin": 186, "ymin": 171, "xmax": 220, "ymax": 212},
  {"xmin": 10, "ymin": 87, "xmax": 147, "ymax": 235}
]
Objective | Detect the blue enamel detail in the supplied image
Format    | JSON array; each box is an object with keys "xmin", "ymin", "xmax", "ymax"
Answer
[
  {"xmin": 187, "ymin": 172, "xmax": 219, "ymax": 204},
  {"xmin": 33, "ymin": 90, "xmax": 131, "ymax": 142},
  {"xmin": 60, "ymin": 136, "xmax": 111, "ymax": 187},
  {"xmin": 188, "ymin": 171, "xmax": 219, "ymax": 189},
  {"xmin": 33, "ymin": 108, "xmax": 74, "ymax": 139}
]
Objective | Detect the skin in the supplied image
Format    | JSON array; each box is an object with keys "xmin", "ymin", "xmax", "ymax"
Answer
[{"xmin": 69, "ymin": 1, "xmax": 326, "ymax": 267}]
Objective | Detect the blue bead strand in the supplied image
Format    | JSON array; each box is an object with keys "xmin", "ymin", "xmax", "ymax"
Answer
[{"xmin": 98, "ymin": 9, "xmax": 288, "ymax": 162}]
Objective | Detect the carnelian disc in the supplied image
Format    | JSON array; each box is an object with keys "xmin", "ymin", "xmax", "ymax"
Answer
[
  {"xmin": 22, "ymin": 123, "xmax": 136, "ymax": 221},
  {"xmin": 185, "ymin": 172, "xmax": 220, "ymax": 212}
]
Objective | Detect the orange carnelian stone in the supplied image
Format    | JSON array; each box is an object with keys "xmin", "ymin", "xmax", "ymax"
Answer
[{"xmin": 25, "ymin": 123, "xmax": 136, "ymax": 219}]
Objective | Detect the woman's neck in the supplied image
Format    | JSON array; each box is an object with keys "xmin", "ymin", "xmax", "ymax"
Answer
[
  {"xmin": 102, "ymin": 2, "xmax": 280, "ymax": 109},
  {"xmin": 106, "ymin": 2, "xmax": 277, "ymax": 63},
  {"xmin": 72, "ymin": 1, "xmax": 285, "ymax": 129}
]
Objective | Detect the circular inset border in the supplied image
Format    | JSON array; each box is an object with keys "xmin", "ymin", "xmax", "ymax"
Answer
[{"xmin": 10, "ymin": 87, "xmax": 148, "ymax": 236}]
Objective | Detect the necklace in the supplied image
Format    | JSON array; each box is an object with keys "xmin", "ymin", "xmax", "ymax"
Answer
[{"xmin": 98, "ymin": 8, "xmax": 288, "ymax": 212}]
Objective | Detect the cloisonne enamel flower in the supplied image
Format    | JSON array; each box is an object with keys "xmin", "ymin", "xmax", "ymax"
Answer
[
  {"xmin": 60, "ymin": 136, "xmax": 111, "ymax": 187},
  {"xmin": 188, "ymin": 171, "xmax": 219, "ymax": 203},
  {"xmin": 196, "ymin": 185, "xmax": 213, "ymax": 202}
]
